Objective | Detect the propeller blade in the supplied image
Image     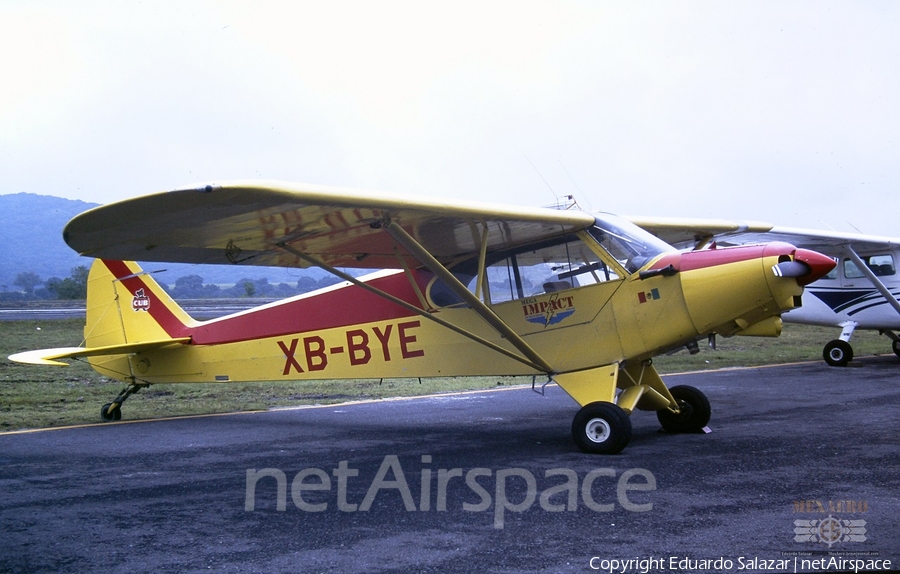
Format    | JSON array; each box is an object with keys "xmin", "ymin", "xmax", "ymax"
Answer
[{"xmin": 772, "ymin": 260, "xmax": 810, "ymax": 278}]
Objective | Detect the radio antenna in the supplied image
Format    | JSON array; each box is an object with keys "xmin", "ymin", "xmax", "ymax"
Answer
[
  {"xmin": 525, "ymin": 155, "xmax": 556, "ymax": 200},
  {"xmin": 526, "ymin": 156, "xmax": 582, "ymax": 211}
]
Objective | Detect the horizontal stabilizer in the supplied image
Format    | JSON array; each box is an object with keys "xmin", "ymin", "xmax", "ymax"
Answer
[{"xmin": 8, "ymin": 338, "xmax": 191, "ymax": 367}]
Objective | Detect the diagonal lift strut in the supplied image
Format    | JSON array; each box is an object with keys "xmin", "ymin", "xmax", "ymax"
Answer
[{"xmin": 380, "ymin": 218, "xmax": 555, "ymax": 374}]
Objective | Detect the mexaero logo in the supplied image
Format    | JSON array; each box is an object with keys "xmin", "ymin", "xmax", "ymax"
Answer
[
  {"xmin": 522, "ymin": 294, "xmax": 575, "ymax": 327},
  {"xmin": 132, "ymin": 288, "xmax": 151, "ymax": 312}
]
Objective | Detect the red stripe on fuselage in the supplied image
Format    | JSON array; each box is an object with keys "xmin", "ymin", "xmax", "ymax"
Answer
[
  {"xmin": 188, "ymin": 271, "xmax": 430, "ymax": 345},
  {"xmin": 101, "ymin": 260, "xmax": 432, "ymax": 345}
]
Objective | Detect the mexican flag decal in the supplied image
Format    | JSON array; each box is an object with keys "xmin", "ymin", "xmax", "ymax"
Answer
[{"xmin": 638, "ymin": 288, "xmax": 660, "ymax": 304}]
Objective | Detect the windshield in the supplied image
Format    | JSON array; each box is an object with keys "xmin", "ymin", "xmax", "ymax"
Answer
[{"xmin": 588, "ymin": 213, "xmax": 675, "ymax": 273}]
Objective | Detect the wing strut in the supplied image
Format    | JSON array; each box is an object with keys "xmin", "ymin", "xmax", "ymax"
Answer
[
  {"xmin": 381, "ymin": 219, "xmax": 555, "ymax": 374},
  {"xmin": 845, "ymin": 245, "xmax": 900, "ymax": 317},
  {"xmin": 276, "ymin": 242, "xmax": 551, "ymax": 373}
]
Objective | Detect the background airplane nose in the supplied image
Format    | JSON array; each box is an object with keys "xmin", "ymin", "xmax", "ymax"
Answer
[{"xmin": 791, "ymin": 248, "xmax": 837, "ymax": 285}]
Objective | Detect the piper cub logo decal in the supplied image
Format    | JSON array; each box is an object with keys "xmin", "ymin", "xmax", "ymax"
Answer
[
  {"xmin": 132, "ymin": 288, "xmax": 151, "ymax": 312},
  {"xmin": 522, "ymin": 294, "xmax": 575, "ymax": 327}
]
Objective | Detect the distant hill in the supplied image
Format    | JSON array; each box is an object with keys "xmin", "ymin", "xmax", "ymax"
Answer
[
  {"xmin": 0, "ymin": 193, "xmax": 332, "ymax": 292},
  {"xmin": 0, "ymin": 193, "xmax": 97, "ymax": 290}
]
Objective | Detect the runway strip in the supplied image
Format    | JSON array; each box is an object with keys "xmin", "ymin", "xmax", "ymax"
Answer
[
  {"xmin": 1, "ymin": 358, "xmax": 898, "ymax": 573},
  {"xmin": 0, "ymin": 360, "xmax": 819, "ymax": 437}
]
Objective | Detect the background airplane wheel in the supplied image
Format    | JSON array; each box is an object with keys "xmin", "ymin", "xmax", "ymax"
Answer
[
  {"xmin": 657, "ymin": 385, "xmax": 711, "ymax": 433},
  {"xmin": 823, "ymin": 339, "xmax": 852, "ymax": 367},
  {"xmin": 892, "ymin": 339, "xmax": 900, "ymax": 357},
  {"xmin": 101, "ymin": 403, "xmax": 122, "ymax": 422},
  {"xmin": 572, "ymin": 401, "xmax": 632, "ymax": 454}
]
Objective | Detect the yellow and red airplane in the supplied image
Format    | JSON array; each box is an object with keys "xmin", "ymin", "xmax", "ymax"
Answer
[{"xmin": 9, "ymin": 182, "xmax": 835, "ymax": 453}]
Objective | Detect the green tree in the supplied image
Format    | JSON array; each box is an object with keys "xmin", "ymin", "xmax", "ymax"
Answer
[
  {"xmin": 14, "ymin": 271, "xmax": 42, "ymax": 295},
  {"xmin": 175, "ymin": 275, "xmax": 205, "ymax": 291},
  {"xmin": 46, "ymin": 266, "xmax": 89, "ymax": 300},
  {"xmin": 297, "ymin": 276, "xmax": 318, "ymax": 292}
]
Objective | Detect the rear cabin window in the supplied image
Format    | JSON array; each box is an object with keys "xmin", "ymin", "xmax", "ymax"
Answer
[{"xmin": 843, "ymin": 254, "xmax": 895, "ymax": 279}]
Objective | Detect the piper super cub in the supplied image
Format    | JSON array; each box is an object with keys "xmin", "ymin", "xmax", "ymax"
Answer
[{"xmin": 10, "ymin": 182, "xmax": 835, "ymax": 453}]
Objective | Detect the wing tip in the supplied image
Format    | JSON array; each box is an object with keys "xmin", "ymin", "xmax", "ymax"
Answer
[{"xmin": 8, "ymin": 348, "xmax": 86, "ymax": 366}]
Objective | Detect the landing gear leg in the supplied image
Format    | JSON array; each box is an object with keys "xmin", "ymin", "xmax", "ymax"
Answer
[
  {"xmin": 100, "ymin": 383, "xmax": 146, "ymax": 422},
  {"xmin": 556, "ymin": 361, "xmax": 711, "ymax": 453}
]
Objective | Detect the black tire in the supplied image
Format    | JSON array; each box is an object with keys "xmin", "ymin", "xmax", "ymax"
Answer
[
  {"xmin": 572, "ymin": 402, "xmax": 632, "ymax": 454},
  {"xmin": 657, "ymin": 385, "xmax": 711, "ymax": 433},
  {"xmin": 892, "ymin": 339, "xmax": 900, "ymax": 358},
  {"xmin": 823, "ymin": 339, "xmax": 853, "ymax": 367},
  {"xmin": 101, "ymin": 403, "xmax": 122, "ymax": 422}
]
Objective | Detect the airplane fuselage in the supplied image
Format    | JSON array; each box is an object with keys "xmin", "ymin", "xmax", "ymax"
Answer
[{"xmin": 86, "ymin": 241, "xmax": 817, "ymax": 386}]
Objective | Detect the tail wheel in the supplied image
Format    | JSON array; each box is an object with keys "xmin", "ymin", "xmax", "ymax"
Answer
[
  {"xmin": 572, "ymin": 402, "xmax": 632, "ymax": 454},
  {"xmin": 657, "ymin": 385, "xmax": 710, "ymax": 433},
  {"xmin": 823, "ymin": 339, "xmax": 853, "ymax": 367},
  {"xmin": 101, "ymin": 403, "xmax": 122, "ymax": 422}
]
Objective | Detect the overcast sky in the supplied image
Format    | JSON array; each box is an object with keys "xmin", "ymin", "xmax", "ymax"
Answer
[{"xmin": 2, "ymin": 1, "xmax": 898, "ymax": 236}]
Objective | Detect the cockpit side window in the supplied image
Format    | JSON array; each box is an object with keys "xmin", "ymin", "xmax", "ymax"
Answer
[
  {"xmin": 427, "ymin": 214, "xmax": 676, "ymax": 308},
  {"xmin": 474, "ymin": 234, "xmax": 615, "ymax": 304},
  {"xmin": 844, "ymin": 254, "xmax": 895, "ymax": 279},
  {"xmin": 428, "ymin": 233, "xmax": 615, "ymax": 307}
]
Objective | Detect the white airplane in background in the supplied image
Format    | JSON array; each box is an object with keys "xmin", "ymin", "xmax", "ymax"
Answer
[{"xmin": 628, "ymin": 216, "xmax": 900, "ymax": 366}]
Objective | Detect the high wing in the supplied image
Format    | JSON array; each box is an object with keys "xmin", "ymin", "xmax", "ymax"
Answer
[
  {"xmin": 627, "ymin": 215, "xmax": 900, "ymax": 253},
  {"xmin": 65, "ymin": 181, "xmax": 597, "ymax": 269}
]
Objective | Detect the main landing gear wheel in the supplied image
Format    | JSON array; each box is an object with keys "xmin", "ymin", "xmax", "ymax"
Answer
[
  {"xmin": 572, "ymin": 402, "xmax": 632, "ymax": 454},
  {"xmin": 657, "ymin": 385, "xmax": 711, "ymax": 433},
  {"xmin": 101, "ymin": 403, "xmax": 122, "ymax": 422},
  {"xmin": 823, "ymin": 339, "xmax": 853, "ymax": 367},
  {"xmin": 892, "ymin": 339, "xmax": 900, "ymax": 358}
]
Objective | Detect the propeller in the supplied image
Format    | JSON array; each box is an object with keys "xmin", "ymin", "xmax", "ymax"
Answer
[
  {"xmin": 772, "ymin": 249, "xmax": 836, "ymax": 285},
  {"xmin": 772, "ymin": 260, "xmax": 810, "ymax": 278}
]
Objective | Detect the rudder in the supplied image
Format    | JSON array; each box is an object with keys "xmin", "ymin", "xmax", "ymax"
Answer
[{"xmin": 85, "ymin": 259, "xmax": 194, "ymax": 379}]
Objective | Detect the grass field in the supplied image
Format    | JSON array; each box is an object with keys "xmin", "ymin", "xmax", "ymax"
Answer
[{"xmin": 0, "ymin": 318, "xmax": 892, "ymax": 432}]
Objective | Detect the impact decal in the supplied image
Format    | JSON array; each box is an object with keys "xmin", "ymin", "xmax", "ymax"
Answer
[
  {"xmin": 132, "ymin": 288, "xmax": 151, "ymax": 312},
  {"xmin": 522, "ymin": 294, "xmax": 575, "ymax": 327}
]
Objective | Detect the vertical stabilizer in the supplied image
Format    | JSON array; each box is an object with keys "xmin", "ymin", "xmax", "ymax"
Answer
[{"xmin": 84, "ymin": 259, "xmax": 194, "ymax": 379}]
